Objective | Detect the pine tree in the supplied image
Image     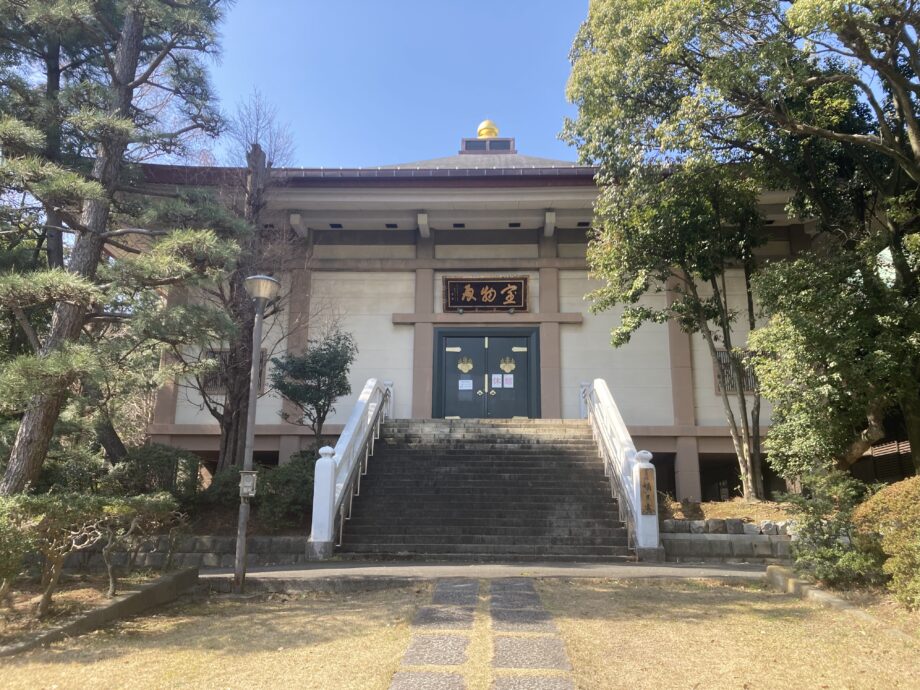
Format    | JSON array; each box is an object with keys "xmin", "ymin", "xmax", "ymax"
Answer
[{"xmin": 0, "ymin": 0, "xmax": 233, "ymax": 494}]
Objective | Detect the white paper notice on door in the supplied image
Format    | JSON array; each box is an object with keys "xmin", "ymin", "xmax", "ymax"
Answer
[
  {"xmin": 458, "ymin": 379, "xmax": 473, "ymax": 390},
  {"xmin": 503, "ymin": 374, "xmax": 514, "ymax": 388},
  {"xmin": 491, "ymin": 374, "xmax": 503, "ymax": 389}
]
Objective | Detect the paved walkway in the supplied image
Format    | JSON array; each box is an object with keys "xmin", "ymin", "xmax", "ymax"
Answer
[
  {"xmin": 389, "ymin": 578, "xmax": 575, "ymax": 690},
  {"xmin": 201, "ymin": 560, "xmax": 765, "ymax": 584}
]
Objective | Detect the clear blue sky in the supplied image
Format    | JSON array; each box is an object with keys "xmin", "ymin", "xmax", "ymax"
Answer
[{"xmin": 209, "ymin": 0, "xmax": 589, "ymax": 167}]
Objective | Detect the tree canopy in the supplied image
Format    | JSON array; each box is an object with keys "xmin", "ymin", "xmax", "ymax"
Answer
[{"xmin": 567, "ymin": 0, "xmax": 920, "ymax": 477}]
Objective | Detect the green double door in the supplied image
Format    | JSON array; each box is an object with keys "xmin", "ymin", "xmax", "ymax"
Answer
[{"xmin": 442, "ymin": 334, "xmax": 531, "ymax": 418}]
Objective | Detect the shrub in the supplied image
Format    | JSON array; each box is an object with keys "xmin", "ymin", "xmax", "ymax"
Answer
[
  {"xmin": 198, "ymin": 467, "xmax": 243, "ymax": 511},
  {"xmin": 99, "ymin": 493, "xmax": 179, "ymax": 597},
  {"xmin": 1, "ymin": 493, "xmax": 110, "ymax": 617},
  {"xmin": 34, "ymin": 448, "xmax": 106, "ymax": 493},
  {"xmin": 784, "ymin": 471, "xmax": 886, "ymax": 588},
  {"xmin": 853, "ymin": 476, "xmax": 920, "ymax": 609},
  {"xmin": 101, "ymin": 443, "xmax": 200, "ymax": 506},
  {"xmin": 0, "ymin": 507, "xmax": 33, "ymax": 606},
  {"xmin": 0, "ymin": 492, "xmax": 182, "ymax": 616},
  {"xmin": 255, "ymin": 453, "xmax": 315, "ymax": 529}
]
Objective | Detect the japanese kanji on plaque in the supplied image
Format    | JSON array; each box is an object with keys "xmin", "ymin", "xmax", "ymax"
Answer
[{"xmin": 443, "ymin": 277, "xmax": 528, "ymax": 312}]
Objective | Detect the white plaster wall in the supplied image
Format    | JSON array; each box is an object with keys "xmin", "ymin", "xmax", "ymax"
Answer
[
  {"xmin": 310, "ymin": 271, "xmax": 415, "ymax": 422},
  {"xmin": 174, "ymin": 275, "xmax": 290, "ymax": 426},
  {"xmin": 559, "ymin": 271, "xmax": 674, "ymax": 425},
  {"xmin": 689, "ymin": 268, "xmax": 773, "ymax": 426},
  {"xmin": 312, "ymin": 244, "xmax": 415, "ymax": 259},
  {"xmin": 434, "ymin": 244, "xmax": 539, "ymax": 260},
  {"xmin": 434, "ymin": 271, "xmax": 540, "ymax": 313}
]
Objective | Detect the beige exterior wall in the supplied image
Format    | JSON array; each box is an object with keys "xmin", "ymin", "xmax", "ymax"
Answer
[
  {"xmin": 558, "ymin": 271, "xmax": 674, "ymax": 424},
  {"xmin": 434, "ymin": 244, "xmax": 540, "ymax": 260},
  {"xmin": 312, "ymin": 244, "xmax": 415, "ymax": 259},
  {"xmin": 174, "ymin": 274, "xmax": 291, "ymax": 427},
  {"xmin": 688, "ymin": 268, "xmax": 773, "ymax": 426},
  {"xmin": 310, "ymin": 270, "xmax": 415, "ymax": 421}
]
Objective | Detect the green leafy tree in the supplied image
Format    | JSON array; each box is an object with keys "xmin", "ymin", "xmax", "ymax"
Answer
[
  {"xmin": 566, "ymin": 7, "xmax": 769, "ymax": 498},
  {"xmin": 270, "ymin": 329, "xmax": 357, "ymax": 448},
  {"xmin": 0, "ymin": 0, "xmax": 234, "ymax": 494},
  {"xmin": 566, "ymin": 0, "xmax": 920, "ymax": 476}
]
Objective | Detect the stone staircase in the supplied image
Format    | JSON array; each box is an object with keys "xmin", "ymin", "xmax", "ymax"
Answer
[{"xmin": 338, "ymin": 419, "xmax": 632, "ymax": 561}]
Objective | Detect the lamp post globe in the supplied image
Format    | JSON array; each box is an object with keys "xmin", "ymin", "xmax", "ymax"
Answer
[{"xmin": 243, "ymin": 274, "xmax": 280, "ymax": 301}]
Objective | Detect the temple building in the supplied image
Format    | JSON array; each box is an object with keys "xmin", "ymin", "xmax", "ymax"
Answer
[{"xmin": 147, "ymin": 121, "xmax": 813, "ymax": 501}]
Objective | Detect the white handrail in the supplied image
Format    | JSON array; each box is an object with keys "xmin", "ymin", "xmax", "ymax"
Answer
[
  {"xmin": 308, "ymin": 378, "xmax": 392, "ymax": 559},
  {"xmin": 582, "ymin": 379, "xmax": 660, "ymax": 553}
]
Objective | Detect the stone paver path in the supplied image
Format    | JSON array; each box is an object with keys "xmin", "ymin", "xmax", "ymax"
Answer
[{"xmin": 390, "ymin": 578, "xmax": 575, "ymax": 690}]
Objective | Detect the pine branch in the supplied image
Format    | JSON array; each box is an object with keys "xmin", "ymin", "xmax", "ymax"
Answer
[
  {"xmin": 100, "ymin": 227, "xmax": 168, "ymax": 239},
  {"xmin": 12, "ymin": 307, "xmax": 41, "ymax": 352},
  {"xmin": 129, "ymin": 35, "xmax": 180, "ymax": 89}
]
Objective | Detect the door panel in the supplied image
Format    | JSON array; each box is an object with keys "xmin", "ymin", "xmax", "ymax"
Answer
[
  {"xmin": 441, "ymin": 334, "xmax": 531, "ymax": 419},
  {"xmin": 485, "ymin": 337, "xmax": 529, "ymax": 418},
  {"xmin": 443, "ymin": 337, "xmax": 487, "ymax": 418}
]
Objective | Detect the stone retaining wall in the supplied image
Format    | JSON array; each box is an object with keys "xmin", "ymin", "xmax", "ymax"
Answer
[
  {"xmin": 660, "ymin": 519, "xmax": 793, "ymax": 564},
  {"xmin": 66, "ymin": 535, "xmax": 312, "ymax": 571}
]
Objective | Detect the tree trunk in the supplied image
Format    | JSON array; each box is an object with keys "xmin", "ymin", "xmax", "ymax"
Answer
[
  {"xmin": 37, "ymin": 556, "xmax": 65, "ymax": 618},
  {"xmin": 102, "ymin": 533, "xmax": 118, "ymax": 598},
  {"xmin": 95, "ymin": 412, "xmax": 128, "ymax": 463},
  {"xmin": 901, "ymin": 389, "xmax": 920, "ymax": 474},
  {"xmin": 0, "ymin": 577, "xmax": 13, "ymax": 609},
  {"xmin": 0, "ymin": 10, "xmax": 145, "ymax": 494},
  {"xmin": 44, "ymin": 38, "xmax": 64, "ymax": 269},
  {"xmin": 215, "ymin": 294, "xmax": 255, "ymax": 473},
  {"xmin": 213, "ymin": 145, "xmax": 267, "ymax": 473}
]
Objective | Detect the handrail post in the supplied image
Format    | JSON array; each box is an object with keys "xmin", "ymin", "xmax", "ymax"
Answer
[
  {"xmin": 307, "ymin": 446, "xmax": 336, "ymax": 559},
  {"xmin": 632, "ymin": 450, "xmax": 661, "ymax": 558},
  {"xmin": 583, "ymin": 379, "xmax": 663, "ymax": 561},
  {"xmin": 383, "ymin": 380, "xmax": 394, "ymax": 418},
  {"xmin": 579, "ymin": 381, "xmax": 590, "ymax": 419}
]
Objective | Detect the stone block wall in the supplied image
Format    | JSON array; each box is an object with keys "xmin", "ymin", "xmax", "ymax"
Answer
[
  {"xmin": 65, "ymin": 535, "xmax": 313, "ymax": 571},
  {"xmin": 659, "ymin": 519, "xmax": 793, "ymax": 564}
]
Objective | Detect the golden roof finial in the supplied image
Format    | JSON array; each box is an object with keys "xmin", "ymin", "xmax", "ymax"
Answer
[{"xmin": 477, "ymin": 119, "xmax": 499, "ymax": 139}]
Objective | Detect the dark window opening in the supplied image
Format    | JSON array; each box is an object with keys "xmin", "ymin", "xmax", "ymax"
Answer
[
  {"xmin": 453, "ymin": 223, "xmax": 465, "ymax": 229},
  {"xmin": 385, "ymin": 223, "xmax": 398, "ymax": 229},
  {"xmin": 489, "ymin": 139, "xmax": 512, "ymax": 151},
  {"xmin": 714, "ymin": 349, "xmax": 757, "ymax": 393},
  {"xmin": 508, "ymin": 222, "xmax": 521, "ymax": 228},
  {"xmin": 202, "ymin": 348, "xmax": 268, "ymax": 395},
  {"xmin": 329, "ymin": 223, "xmax": 343, "ymax": 229}
]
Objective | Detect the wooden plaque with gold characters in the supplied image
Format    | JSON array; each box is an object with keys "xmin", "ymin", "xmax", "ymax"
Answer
[
  {"xmin": 443, "ymin": 277, "xmax": 528, "ymax": 313},
  {"xmin": 639, "ymin": 467, "xmax": 657, "ymax": 515}
]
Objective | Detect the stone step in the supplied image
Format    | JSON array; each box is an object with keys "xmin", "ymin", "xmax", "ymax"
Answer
[
  {"xmin": 336, "ymin": 417, "xmax": 628, "ymax": 561},
  {"xmin": 383, "ymin": 417, "xmax": 591, "ymax": 429},
  {"xmin": 341, "ymin": 533, "xmax": 628, "ymax": 545},
  {"xmin": 345, "ymin": 515, "xmax": 623, "ymax": 527},
  {"xmin": 342, "ymin": 542, "xmax": 629, "ymax": 556},
  {"xmin": 338, "ymin": 542, "xmax": 630, "ymax": 556},
  {"xmin": 343, "ymin": 524, "xmax": 627, "ymax": 537},
  {"xmin": 333, "ymin": 551, "xmax": 631, "ymax": 563},
  {"xmin": 349, "ymin": 507, "xmax": 619, "ymax": 517}
]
